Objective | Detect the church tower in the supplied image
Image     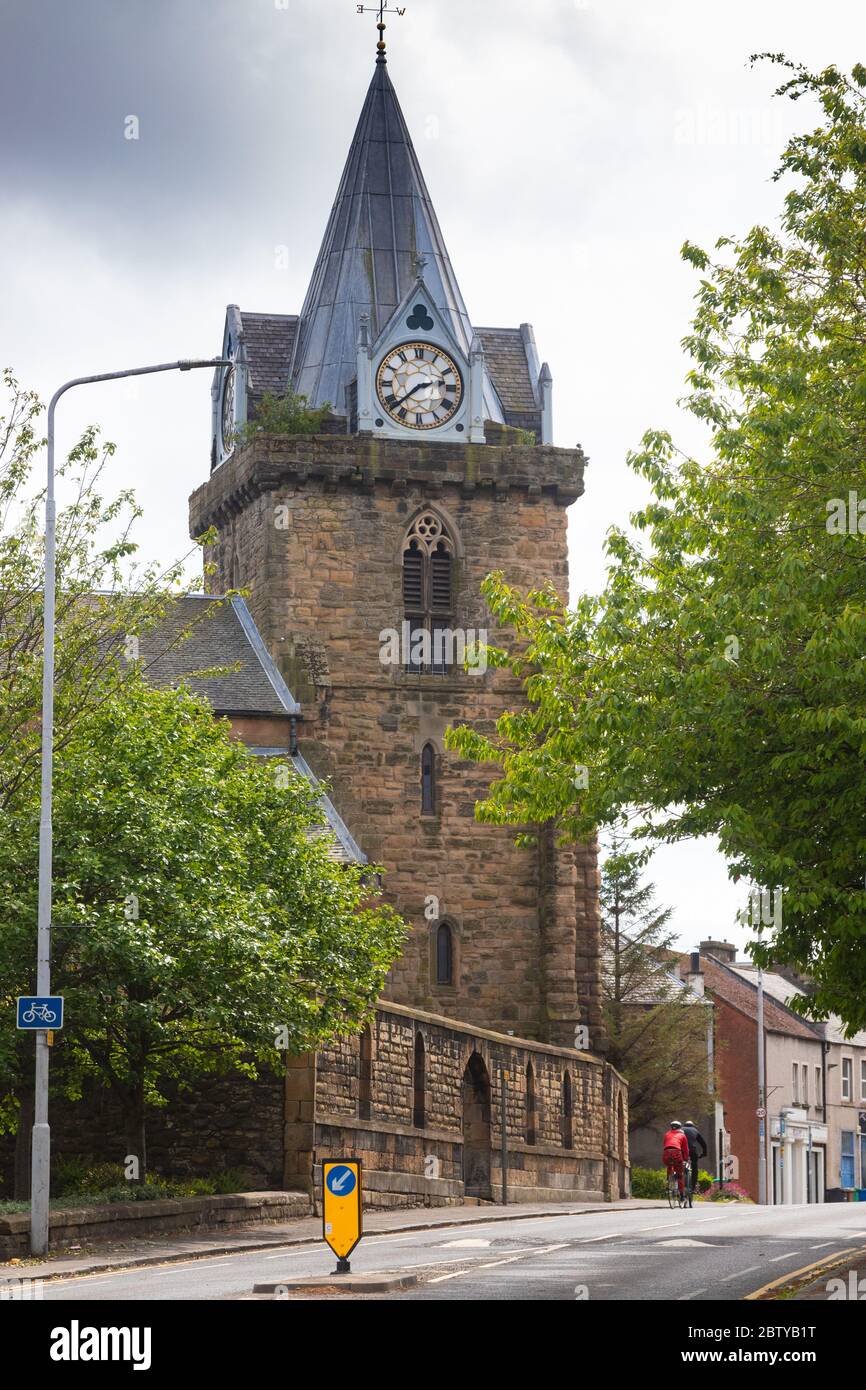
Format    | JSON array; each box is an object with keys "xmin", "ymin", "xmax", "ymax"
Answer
[{"xmin": 189, "ymin": 34, "xmax": 604, "ymax": 1050}]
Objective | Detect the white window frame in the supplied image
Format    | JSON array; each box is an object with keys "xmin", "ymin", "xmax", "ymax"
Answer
[
  {"xmin": 841, "ymin": 1056, "xmax": 853, "ymax": 1103},
  {"xmin": 792, "ymin": 1061, "xmax": 799, "ymax": 1104}
]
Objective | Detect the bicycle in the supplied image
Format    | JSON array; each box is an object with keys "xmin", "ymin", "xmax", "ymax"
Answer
[
  {"xmin": 22, "ymin": 1003, "xmax": 57, "ymax": 1025},
  {"xmin": 666, "ymin": 1159, "xmax": 691, "ymax": 1209}
]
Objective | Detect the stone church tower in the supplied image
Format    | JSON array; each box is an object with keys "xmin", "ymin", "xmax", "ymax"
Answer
[{"xmin": 189, "ymin": 41, "xmax": 605, "ymax": 1053}]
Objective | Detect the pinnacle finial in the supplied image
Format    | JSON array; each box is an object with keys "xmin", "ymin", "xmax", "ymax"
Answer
[{"xmin": 356, "ymin": 2, "xmax": 407, "ymax": 64}]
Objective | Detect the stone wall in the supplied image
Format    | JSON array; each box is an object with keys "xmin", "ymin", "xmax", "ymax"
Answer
[
  {"xmin": 189, "ymin": 433, "xmax": 605, "ymax": 1050},
  {"xmin": 285, "ymin": 1002, "xmax": 628, "ymax": 1209}
]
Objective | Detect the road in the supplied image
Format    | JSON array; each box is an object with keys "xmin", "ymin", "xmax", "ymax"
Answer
[{"xmin": 40, "ymin": 1201, "xmax": 866, "ymax": 1301}]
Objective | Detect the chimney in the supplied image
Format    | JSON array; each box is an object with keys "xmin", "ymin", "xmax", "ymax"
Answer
[
  {"xmin": 699, "ymin": 938, "xmax": 737, "ymax": 964},
  {"xmin": 684, "ymin": 950, "xmax": 704, "ymax": 996}
]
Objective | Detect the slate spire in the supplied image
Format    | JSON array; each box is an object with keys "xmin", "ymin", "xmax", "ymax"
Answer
[{"xmin": 290, "ymin": 60, "xmax": 484, "ymax": 414}]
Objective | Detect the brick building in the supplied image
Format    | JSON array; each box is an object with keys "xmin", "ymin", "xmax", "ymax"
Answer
[
  {"xmin": 181, "ymin": 36, "xmax": 627, "ymax": 1205},
  {"xmin": 680, "ymin": 944, "xmax": 827, "ymax": 1203}
]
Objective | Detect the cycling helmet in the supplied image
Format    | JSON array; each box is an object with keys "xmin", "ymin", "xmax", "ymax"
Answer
[{"xmin": 670, "ymin": 1120, "xmax": 683, "ymax": 1129}]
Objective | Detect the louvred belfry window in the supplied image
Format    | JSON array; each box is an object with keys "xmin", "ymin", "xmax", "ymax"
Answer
[{"xmin": 402, "ymin": 512, "xmax": 454, "ymax": 674}]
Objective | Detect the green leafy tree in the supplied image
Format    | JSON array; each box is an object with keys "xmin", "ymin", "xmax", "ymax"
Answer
[
  {"xmin": 601, "ymin": 841, "xmax": 713, "ymax": 1129},
  {"xmin": 447, "ymin": 59, "xmax": 866, "ymax": 1032},
  {"xmin": 0, "ymin": 675, "xmax": 405, "ymax": 1180},
  {"xmin": 0, "ymin": 368, "xmax": 211, "ymax": 821}
]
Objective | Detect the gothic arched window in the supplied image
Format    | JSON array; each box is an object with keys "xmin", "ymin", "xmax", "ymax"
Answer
[
  {"xmin": 402, "ymin": 512, "xmax": 454, "ymax": 674},
  {"xmin": 562, "ymin": 1071, "xmax": 574, "ymax": 1150},
  {"xmin": 413, "ymin": 1031, "xmax": 426, "ymax": 1129},
  {"xmin": 436, "ymin": 921, "xmax": 454, "ymax": 986},
  {"xmin": 525, "ymin": 1061, "xmax": 537, "ymax": 1146},
  {"xmin": 358, "ymin": 1026, "xmax": 372, "ymax": 1121},
  {"xmin": 421, "ymin": 742, "xmax": 436, "ymax": 815}
]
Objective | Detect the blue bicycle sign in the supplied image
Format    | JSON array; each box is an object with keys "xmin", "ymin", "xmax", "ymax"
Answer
[{"xmin": 17, "ymin": 997, "xmax": 64, "ymax": 1030}]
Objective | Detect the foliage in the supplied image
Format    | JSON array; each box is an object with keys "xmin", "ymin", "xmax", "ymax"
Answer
[
  {"xmin": 630, "ymin": 1166, "xmax": 668, "ymax": 1199},
  {"xmin": 0, "ymin": 369, "xmax": 201, "ymax": 819},
  {"xmin": 0, "ymin": 675, "xmax": 406, "ymax": 1174},
  {"xmin": 236, "ymin": 387, "xmax": 332, "ymax": 441},
  {"xmin": 446, "ymin": 60, "xmax": 866, "ymax": 1032},
  {"xmin": 706, "ymin": 1181, "xmax": 753, "ymax": 1202},
  {"xmin": 601, "ymin": 842, "xmax": 714, "ymax": 1129}
]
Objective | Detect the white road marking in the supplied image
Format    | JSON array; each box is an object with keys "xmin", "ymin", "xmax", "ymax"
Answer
[
  {"xmin": 810, "ymin": 1241, "xmax": 835, "ymax": 1249},
  {"xmin": 768, "ymin": 1252, "xmax": 796, "ymax": 1263},
  {"xmin": 678, "ymin": 1289, "xmax": 708, "ymax": 1300},
  {"xmin": 721, "ymin": 1265, "xmax": 761, "ymax": 1281}
]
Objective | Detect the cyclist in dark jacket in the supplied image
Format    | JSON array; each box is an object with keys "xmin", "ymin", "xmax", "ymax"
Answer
[{"xmin": 682, "ymin": 1120, "xmax": 708, "ymax": 1194}]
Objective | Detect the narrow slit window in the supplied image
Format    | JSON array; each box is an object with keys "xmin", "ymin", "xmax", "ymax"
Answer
[
  {"xmin": 421, "ymin": 742, "xmax": 436, "ymax": 815},
  {"xmin": 436, "ymin": 922, "xmax": 453, "ymax": 986}
]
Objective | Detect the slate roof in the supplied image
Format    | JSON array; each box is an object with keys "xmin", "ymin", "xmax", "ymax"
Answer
[
  {"xmin": 730, "ymin": 964, "xmax": 866, "ymax": 1048},
  {"xmin": 239, "ymin": 313, "xmax": 298, "ymax": 399},
  {"xmin": 140, "ymin": 594, "xmax": 300, "ymax": 716},
  {"xmin": 477, "ymin": 328, "xmax": 540, "ymax": 418},
  {"xmin": 686, "ymin": 952, "xmax": 820, "ymax": 1040},
  {"xmin": 288, "ymin": 57, "xmax": 504, "ymax": 422}
]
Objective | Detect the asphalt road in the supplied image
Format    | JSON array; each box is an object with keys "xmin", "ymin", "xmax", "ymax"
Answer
[{"xmin": 40, "ymin": 1200, "xmax": 866, "ymax": 1301}]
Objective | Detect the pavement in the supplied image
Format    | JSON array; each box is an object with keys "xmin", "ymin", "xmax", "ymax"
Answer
[{"xmin": 8, "ymin": 1198, "xmax": 865, "ymax": 1301}]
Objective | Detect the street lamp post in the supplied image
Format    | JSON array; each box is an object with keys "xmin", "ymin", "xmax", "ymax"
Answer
[
  {"xmin": 30, "ymin": 357, "xmax": 231, "ymax": 1256},
  {"xmin": 757, "ymin": 967, "xmax": 767, "ymax": 1205}
]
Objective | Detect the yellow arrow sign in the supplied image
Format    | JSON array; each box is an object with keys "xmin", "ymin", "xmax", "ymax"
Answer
[{"xmin": 322, "ymin": 1160, "xmax": 362, "ymax": 1262}]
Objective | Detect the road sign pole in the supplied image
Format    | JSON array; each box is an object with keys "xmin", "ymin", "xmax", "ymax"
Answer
[{"xmin": 500, "ymin": 1069, "xmax": 508, "ymax": 1205}]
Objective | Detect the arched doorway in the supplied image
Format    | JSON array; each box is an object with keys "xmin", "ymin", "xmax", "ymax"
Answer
[{"xmin": 462, "ymin": 1052, "xmax": 492, "ymax": 1199}]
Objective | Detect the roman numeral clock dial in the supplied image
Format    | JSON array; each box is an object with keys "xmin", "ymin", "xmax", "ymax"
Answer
[{"xmin": 376, "ymin": 343, "xmax": 463, "ymax": 429}]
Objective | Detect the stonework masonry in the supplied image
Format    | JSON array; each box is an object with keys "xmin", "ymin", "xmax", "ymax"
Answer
[
  {"xmin": 189, "ymin": 431, "xmax": 606, "ymax": 1049},
  {"xmin": 285, "ymin": 1002, "xmax": 629, "ymax": 1208}
]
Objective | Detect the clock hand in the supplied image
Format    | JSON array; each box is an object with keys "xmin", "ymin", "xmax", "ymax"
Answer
[{"xmin": 402, "ymin": 378, "xmax": 434, "ymax": 400}]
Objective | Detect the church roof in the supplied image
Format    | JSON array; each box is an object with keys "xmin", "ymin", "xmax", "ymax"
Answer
[
  {"xmin": 289, "ymin": 58, "xmax": 504, "ymax": 420},
  {"xmin": 140, "ymin": 594, "xmax": 301, "ymax": 717}
]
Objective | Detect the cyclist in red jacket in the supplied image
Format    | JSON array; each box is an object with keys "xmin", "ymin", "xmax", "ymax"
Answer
[{"xmin": 663, "ymin": 1121, "xmax": 690, "ymax": 1196}]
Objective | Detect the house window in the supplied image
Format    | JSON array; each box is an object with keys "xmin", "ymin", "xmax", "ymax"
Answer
[
  {"xmin": 842, "ymin": 1057, "xmax": 853, "ymax": 1102},
  {"xmin": 861, "ymin": 1059, "xmax": 866, "ymax": 1103},
  {"xmin": 359, "ymin": 1026, "xmax": 372, "ymax": 1121},
  {"xmin": 562, "ymin": 1071, "xmax": 573, "ymax": 1150},
  {"xmin": 402, "ymin": 512, "xmax": 454, "ymax": 674},
  {"xmin": 815, "ymin": 1066, "xmax": 823, "ymax": 1109},
  {"xmin": 436, "ymin": 922, "xmax": 453, "ymax": 986},
  {"xmin": 802, "ymin": 1065, "xmax": 808, "ymax": 1107},
  {"xmin": 525, "ymin": 1061, "xmax": 536, "ymax": 1146},
  {"xmin": 792, "ymin": 1062, "xmax": 799, "ymax": 1104},
  {"xmin": 421, "ymin": 742, "xmax": 436, "ymax": 815},
  {"xmin": 413, "ymin": 1031, "xmax": 426, "ymax": 1129}
]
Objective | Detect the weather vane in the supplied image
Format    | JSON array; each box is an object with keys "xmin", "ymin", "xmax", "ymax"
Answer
[{"xmin": 357, "ymin": 2, "xmax": 406, "ymax": 63}]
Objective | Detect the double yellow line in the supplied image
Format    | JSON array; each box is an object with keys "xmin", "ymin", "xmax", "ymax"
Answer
[{"xmin": 744, "ymin": 1244, "xmax": 866, "ymax": 1300}]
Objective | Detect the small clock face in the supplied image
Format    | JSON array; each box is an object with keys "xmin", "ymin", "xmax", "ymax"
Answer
[
  {"xmin": 376, "ymin": 342, "xmax": 463, "ymax": 430},
  {"xmin": 220, "ymin": 366, "xmax": 235, "ymax": 455}
]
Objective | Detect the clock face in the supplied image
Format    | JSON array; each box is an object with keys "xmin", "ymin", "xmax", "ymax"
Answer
[
  {"xmin": 376, "ymin": 342, "xmax": 463, "ymax": 430},
  {"xmin": 220, "ymin": 366, "xmax": 235, "ymax": 455}
]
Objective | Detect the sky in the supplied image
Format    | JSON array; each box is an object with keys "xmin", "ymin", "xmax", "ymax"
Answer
[{"xmin": 2, "ymin": 0, "xmax": 861, "ymax": 953}]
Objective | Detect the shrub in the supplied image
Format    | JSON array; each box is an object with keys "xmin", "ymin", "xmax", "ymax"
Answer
[
  {"xmin": 631, "ymin": 1166, "xmax": 668, "ymax": 1199},
  {"xmin": 236, "ymin": 388, "xmax": 331, "ymax": 442},
  {"xmin": 696, "ymin": 1169, "xmax": 714, "ymax": 1193},
  {"xmin": 706, "ymin": 1181, "xmax": 752, "ymax": 1202}
]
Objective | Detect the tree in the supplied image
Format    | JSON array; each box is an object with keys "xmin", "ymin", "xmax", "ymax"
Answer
[
  {"xmin": 601, "ymin": 841, "xmax": 712, "ymax": 1131},
  {"xmin": 0, "ymin": 368, "xmax": 210, "ymax": 821},
  {"xmin": 0, "ymin": 675, "xmax": 405, "ymax": 1180},
  {"xmin": 446, "ymin": 59, "xmax": 866, "ymax": 1032}
]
